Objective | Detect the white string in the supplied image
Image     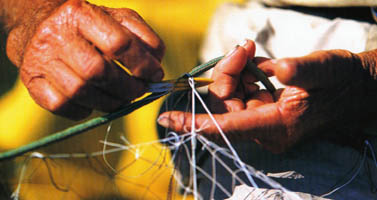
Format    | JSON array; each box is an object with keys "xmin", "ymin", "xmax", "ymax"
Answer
[
  {"xmin": 187, "ymin": 78, "xmax": 303, "ymax": 200},
  {"xmin": 365, "ymin": 140, "xmax": 377, "ymax": 169},
  {"xmin": 189, "ymin": 77, "xmax": 199, "ymax": 200},
  {"xmin": 102, "ymin": 122, "xmax": 118, "ymax": 174},
  {"xmin": 8, "ymin": 78, "xmax": 330, "ymax": 199},
  {"xmin": 188, "ymin": 77, "xmax": 258, "ymax": 189},
  {"xmin": 321, "ymin": 140, "xmax": 377, "ymax": 198},
  {"xmin": 321, "ymin": 141, "xmax": 368, "ymax": 198},
  {"xmin": 197, "ymin": 134, "xmax": 301, "ymax": 199},
  {"xmin": 11, "ymin": 152, "xmax": 44, "ymax": 200},
  {"xmin": 180, "ymin": 141, "xmax": 230, "ymax": 197}
]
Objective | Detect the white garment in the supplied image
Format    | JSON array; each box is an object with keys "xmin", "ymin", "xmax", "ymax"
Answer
[
  {"xmin": 200, "ymin": 1, "xmax": 377, "ymax": 91},
  {"xmin": 261, "ymin": 0, "xmax": 377, "ymax": 7},
  {"xmin": 201, "ymin": 1, "xmax": 376, "ymax": 62}
]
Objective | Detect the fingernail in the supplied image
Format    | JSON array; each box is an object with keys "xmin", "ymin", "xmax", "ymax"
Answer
[
  {"xmin": 226, "ymin": 45, "xmax": 240, "ymax": 57},
  {"xmin": 239, "ymin": 39, "xmax": 250, "ymax": 47},
  {"xmin": 157, "ymin": 115, "xmax": 171, "ymax": 128},
  {"xmin": 152, "ymin": 69, "xmax": 164, "ymax": 82}
]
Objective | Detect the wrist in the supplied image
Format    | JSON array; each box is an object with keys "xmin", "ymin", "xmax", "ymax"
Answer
[{"xmin": 4, "ymin": 0, "xmax": 66, "ymax": 67}]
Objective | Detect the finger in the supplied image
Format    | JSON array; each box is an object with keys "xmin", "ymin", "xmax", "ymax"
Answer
[
  {"xmin": 157, "ymin": 103, "xmax": 282, "ymax": 137},
  {"xmin": 241, "ymin": 70, "xmax": 260, "ymax": 96},
  {"xmin": 113, "ymin": 40, "xmax": 164, "ymax": 82},
  {"xmin": 241, "ymin": 73, "xmax": 260, "ymax": 96},
  {"xmin": 208, "ymin": 40, "xmax": 254, "ymax": 113},
  {"xmin": 240, "ymin": 40, "xmax": 258, "ymax": 83},
  {"xmin": 258, "ymin": 50, "xmax": 358, "ymax": 89},
  {"xmin": 75, "ymin": 1, "xmax": 130, "ymax": 56},
  {"xmin": 103, "ymin": 7, "xmax": 165, "ymax": 61},
  {"xmin": 253, "ymin": 90, "xmax": 274, "ymax": 103},
  {"xmin": 223, "ymin": 98, "xmax": 245, "ymax": 112},
  {"xmin": 254, "ymin": 57, "xmax": 271, "ymax": 65},
  {"xmin": 246, "ymin": 90, "xmax": 274, "ymax": 109},
  {"xmin": 44, "ymin": 60, "xmax": 123, "ymax": 112},
  {"xmin": 58, "ymin": 36, "xmax": 146, "ymax": 101},
  {"xmin": 76, "ymin": 1, "xmax": 163, "ymax": 81},
  {"xmin": 234, "ymin": 83, "xmax": 245, "ymax": 100},
  {"xmin": 224, "ymin": 75, "xmax": 246, "ymax": 112},
  {"xmin": 273, "ymin": 88, "xmax": 284, "ymax": 101},
  {"xmin": 246, "ymin": 99, "xmax": 264, "ymax": 108},
  {"xmin": 241, "ymin": 70, "xmax": 258, "ymax": 83},
  {"xmin": 209, "ymin": 46, "xmax": 248, "ymax": 100},
  {"xmin": 254, "ymin": 57, "xmax": 275, "ymax": 77},
  {"xmin": 23, "ymin": 77, "xmax": 92, "ymax": 120},
  {"xmin": 58, "ymin": 35, "xmax": 106, "ymax": 81},
  {"xmin": 244, "ymin": 83, "xmax": 260, "ymax": 96},
  {"xmin": 242, "ymin": 39, "xmax": 256, "ymax": 59}
]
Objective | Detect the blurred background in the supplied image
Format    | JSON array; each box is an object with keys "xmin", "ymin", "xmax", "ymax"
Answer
[{"xmin": 0, "ymin": 0, "xmax": 244, "ymax": 199}]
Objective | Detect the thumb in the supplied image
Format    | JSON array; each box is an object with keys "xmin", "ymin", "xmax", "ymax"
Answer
[{"xmin": 259, "ymin": 50, "xmax": 362, "ymax": 89}]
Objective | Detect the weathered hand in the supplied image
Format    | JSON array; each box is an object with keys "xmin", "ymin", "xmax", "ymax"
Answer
[
  {"xmin": 6, "ymin": 0, "xmax": 164, "ymax": 120},
  {"xmin": 158, "ymin": 40, "xmax": 377, "ymax": 153}
]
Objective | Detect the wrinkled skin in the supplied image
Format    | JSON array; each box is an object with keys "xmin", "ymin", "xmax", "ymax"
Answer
[
  {"xmin": 6, "ymin": 0, "xmax": 165, "ymax": 120},
  {"xmin": 158, "ymin": 40, "xmax": 377, "ymax": 153}
]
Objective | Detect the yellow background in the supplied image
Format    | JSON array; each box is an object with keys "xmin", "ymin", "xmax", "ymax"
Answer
[{"xmin": 0, "ymin": 0, "xmax": 243, "ymax": 199}]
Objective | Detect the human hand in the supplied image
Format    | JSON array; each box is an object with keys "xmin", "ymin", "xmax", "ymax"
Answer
[
  {"xmin": 6, "ymin": 0, "xmax": 164, "ymax": 120},
  {"xmin": 158, "ymin": 40, "xmax": 377, "ymax": 153}
]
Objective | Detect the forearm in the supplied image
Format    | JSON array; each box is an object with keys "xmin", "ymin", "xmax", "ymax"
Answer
[
  {"xmin": 0, "ymin": 0, "xmax": 66, "ymax": 31},
  {"xmin": 1, "ymin": 0, "xmax": 66, "ymax": 66}
]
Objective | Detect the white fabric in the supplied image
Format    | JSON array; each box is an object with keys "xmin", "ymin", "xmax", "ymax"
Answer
[
  {"xmin": 200, "ymin": 1, "xmax": 374, "ymax": 62},
  {"xmin": 200, "ymin": 1, "xmax": 376, "ymax": 89},
  {"xmin": 227, "ymin": 185, "xmax": 331, "ymax": 200},
  {"xmin": 261, "ymin": 0, "xmax": 377, "ymax": 7}
]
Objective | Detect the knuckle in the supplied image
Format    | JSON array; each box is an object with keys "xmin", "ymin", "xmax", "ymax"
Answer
[
  {"xmin": 111, "ymin": 7, "xmax": 139, "ymax": 18},
  {"xmin": 20, "ymin": 64, "xmax": 44, "ymax": 85},
  {"xmin": 121, "ymin": 8, "xmax": 138, "ymax": 16},
  {"xmin": 34, "ymin": 20, "xmax": 54, "ymax": 40},
  {"xmin": 64, "ymin": 0, "xmax": 83, "ymax": 10}
]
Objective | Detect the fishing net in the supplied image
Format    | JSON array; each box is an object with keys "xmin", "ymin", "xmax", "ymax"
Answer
[{"xmin": 0, "ymin": 76, "xmax": 301, "ymax": 200}]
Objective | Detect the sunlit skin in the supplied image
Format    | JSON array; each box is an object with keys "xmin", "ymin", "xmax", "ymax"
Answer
[
  {"xmin": 158, "ymin": 40, "xmax": 377, "ymax": 153},
  {"xmin": 2, "ymin": 0, "xmax": 165, "ymax": 120}
]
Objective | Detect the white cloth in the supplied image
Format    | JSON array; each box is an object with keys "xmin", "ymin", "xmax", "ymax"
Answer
[
  {"xmin": 200, "ymin": 1, "xmax": 377, "ymax": 89},
  {"xmin": 201, "ymin": 1, "xmax": 375, "ymax": 61},
  {"xmin": 227, "ymin": 185, "xmax": 330, "ymax": 200},
  {"xmin": 261, "ymin": 0, "xmax": 377, "ymax": 7}
]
